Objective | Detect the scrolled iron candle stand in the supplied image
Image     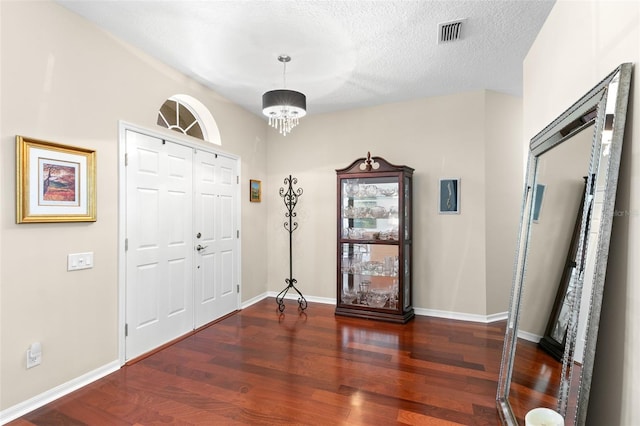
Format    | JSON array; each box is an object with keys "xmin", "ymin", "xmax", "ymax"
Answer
[{"xmin": 276, "ymin": 175, "xmax": 307, "ymax": 313}]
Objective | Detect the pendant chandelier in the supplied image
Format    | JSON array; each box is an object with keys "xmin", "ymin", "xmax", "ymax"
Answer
[{"xmin": 262, "ymin": 55, "xmax": 307, "ymax": 136}]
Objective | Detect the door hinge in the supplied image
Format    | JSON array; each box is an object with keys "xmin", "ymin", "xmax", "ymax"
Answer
[
  {"xmin": 237, "ymin": 230, "xmax": 240, "ymax": 239},
  {"xmin": 237, "ymin": 176, "xmax": 239, "ymax": 184},
  {"xmin": 125, "ymin": 323, "xmax": 128, "ymax": 337},
  {"xmin": 124, "ymin": 153, "xmax": 128, "ymax": 166},
  {"xmin": 125, "ymin": 238, "xmax": 128, "ymax": 251},
  {"xmin": 237, "ymin": 284, "xmax": 240, "ymax": 293}
]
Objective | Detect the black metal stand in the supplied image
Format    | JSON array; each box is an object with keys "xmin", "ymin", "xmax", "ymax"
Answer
[{"xmin": 276, "ymin": 175, "xmax": 307, "ymax": 313}]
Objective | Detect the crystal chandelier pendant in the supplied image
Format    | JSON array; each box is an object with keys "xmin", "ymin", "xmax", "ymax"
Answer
[{"xmin": 262, "ymin": 55, "xmax": 307, "ymax": 136}]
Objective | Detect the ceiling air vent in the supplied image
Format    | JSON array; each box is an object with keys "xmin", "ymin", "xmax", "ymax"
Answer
[{"xmin": 438, "ymin": 19, "xmax": 466, "ymax": 44}]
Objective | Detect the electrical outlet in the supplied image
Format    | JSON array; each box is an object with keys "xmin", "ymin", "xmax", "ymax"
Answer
[{"xmin": 67, "ymin": 252, "xmax": 94, "ymax": 271}]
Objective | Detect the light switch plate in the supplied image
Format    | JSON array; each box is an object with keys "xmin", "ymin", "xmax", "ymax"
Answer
[
  {"xmin": 26, "ymin": 343, "xmax": 42, "ymax": 369},
  {"xmin": 67, "ymin": 252, "xmax": 94, "ymax": 271}
]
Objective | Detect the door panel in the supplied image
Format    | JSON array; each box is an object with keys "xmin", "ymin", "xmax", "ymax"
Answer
[
  {"xmin": 125, "ymin": 130, "xmax": 194, "ymax": 360},
  {"xmin": 168, "ymin": 258, "xmax": 188, "ymax": 316},
  {"xmin": 220, "ymin": 249, "xmax": 234, "ymax": 296},
  {"xmin": 136, "ymin": 264, "xmax": 159, "ymax": 327},
  {"xmin": 194, "ymin": 151, "xmax": 238, "ymax": 328},
  {"xmin": 218, "ymin": 158, "xmax": 237, "ymax": 303},
  {"xmin": 220, "ymin": 194, "xmax": 234, "ymax": 239},
  {"xmin": 200, "ymin": 251, "xmax": 217, "ymax": 301},
  {"xmin": 220, "ymin": 194, "xmax": 235, "ymax": 298}
]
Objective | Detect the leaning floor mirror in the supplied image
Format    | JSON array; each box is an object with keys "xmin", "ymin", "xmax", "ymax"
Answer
[{"xmin": 496, "ymin": 63, "xmax": 632, "ymax": 426}]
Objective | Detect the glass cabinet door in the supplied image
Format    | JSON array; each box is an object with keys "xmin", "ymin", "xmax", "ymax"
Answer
[
  {"xmin": 339, "ymin": 176, "xmax": 401, "ymax": 311},
  {"xmin": 340, "ymin": 243, "xmax": 399, "ymax": 309},
  {"xmin": 340, "ymin": 177, "xmax": 400, "ymax": 242}
]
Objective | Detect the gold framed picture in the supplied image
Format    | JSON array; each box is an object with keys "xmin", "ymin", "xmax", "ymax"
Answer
[
  {"xmin": 16, "ymin": 135, "xmax": 97, "ymax": 223},
  {"xmin": 250, "ymin": 179, "xmax": 262, "ymax": 202}
]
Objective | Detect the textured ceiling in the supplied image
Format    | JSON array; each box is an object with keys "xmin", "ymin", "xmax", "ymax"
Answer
[{"xmin": 56, "ymin": 0, "xmax": 555, "ymax": 117}]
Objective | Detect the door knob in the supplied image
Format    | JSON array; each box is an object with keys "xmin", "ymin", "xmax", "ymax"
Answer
[{"xmin": 196, "ymin": 244, "xmax": 208, "ymax": 252}]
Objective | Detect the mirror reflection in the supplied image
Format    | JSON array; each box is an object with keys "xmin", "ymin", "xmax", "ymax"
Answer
[
  {"xmin": 496, "ymin": 63, "xmax": 632, "ymax": 426},
  {"xmin": 510, "ymin": 125, "xmax": 594, "ymax": 424}
]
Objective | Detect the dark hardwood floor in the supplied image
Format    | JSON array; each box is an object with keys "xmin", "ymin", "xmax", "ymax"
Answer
[{"xmin": 8, "ymin": 298, "xmax": 560, "ymax": 425}]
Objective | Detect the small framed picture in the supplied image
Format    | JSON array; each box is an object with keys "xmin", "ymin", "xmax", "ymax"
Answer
[
  {"xmin": 532, "ymin": 183, "xmax": 546, "ymax": 223},
  {"xmin": 250, "ymin": 179, "xmax": 262, "ymax": 202},
  {"xmin": 16, "ymin": 135, "xmax": 97, "ymax": 223},
  {"xmin": 438, "ymin": 178, "xmax": 460, "ymax": 214}
]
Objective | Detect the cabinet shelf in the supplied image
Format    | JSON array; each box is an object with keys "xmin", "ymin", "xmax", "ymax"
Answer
[
  {"xmin": 343, "ymin": 272, "xmax": 399, "ymax": 278},
  {"xmin": 343, "ymin": 196, "xmax": 399, "ymax": 202},
  {"xmin": 335, "ymin": 153, "xmax": 414, "ymax": 324},
  {"xmin": 339, "ymin": 238, "xmax": 400, "ymax": 244}
]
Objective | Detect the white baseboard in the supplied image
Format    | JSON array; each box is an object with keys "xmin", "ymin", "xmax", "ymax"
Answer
[
  {"xmin": 241, "ymin": 291, "xmax": 335, "ymax": 309},
  {"xmin": 518, "ymin": 330, "xmax": 542, "ymax": 343},
  {"xmin": 0, "ymin": 360, "xmax": 120, "ymax": 425},
  {"xmin": 265, "ymin": 291, "xmax": 335, "ymax": 306},
  {"xmin": 414, "ymin": 307, "xmax": 508, "ymax": 323},
  {"xmin": 240, "ymin": 291, "xmax": 270, "ymax": 309},
  {"xmin": 255, "ymin": 292, "xmax": 508, "ymax": 323},
  {"xmin": 486, "ymin": 311, "xmax": 509, "ymax": 323}
]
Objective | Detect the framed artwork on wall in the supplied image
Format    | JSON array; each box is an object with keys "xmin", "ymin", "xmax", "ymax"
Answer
[
  {"xmin": 250, "ymin": 179, "xmax": 262, "ymax": 202},
  {"xmin": 532, "ymin": 183, "xmax": 546, "ymax": 223},
  {"xmin": 438, "ymin": 178, "xmax": 460, "ymax": 214},
  {"xmin": 16, "ymin": 135, "xmax": 97, "ymax": 223}
]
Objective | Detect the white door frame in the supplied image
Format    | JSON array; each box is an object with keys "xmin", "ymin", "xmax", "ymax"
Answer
[{"xmin": 117, "ymin": 121, "xmax": 242, "ymax": 365}]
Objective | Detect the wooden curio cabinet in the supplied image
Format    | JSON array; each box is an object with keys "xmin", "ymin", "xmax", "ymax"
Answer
[{"xmin": 335, "ymin": 153, "xmax": 414, "ymax": 323}]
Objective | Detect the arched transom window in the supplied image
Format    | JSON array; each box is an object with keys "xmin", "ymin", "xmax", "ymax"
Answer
[{"xmin": 157, "ymin": 94, "xmax": 221, "ymax": 145}]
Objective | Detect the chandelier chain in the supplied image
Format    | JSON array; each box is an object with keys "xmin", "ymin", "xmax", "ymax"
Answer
[{"xmin": 282, "ymin": 60, "xmax": 287, "ymax": 88}]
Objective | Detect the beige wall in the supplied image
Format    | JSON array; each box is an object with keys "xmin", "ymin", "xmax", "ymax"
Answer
[
  {"xmin": 524, "ymin": 1, "xmax": 640, "ymax": 423},
  {"xmin": 0, "ymin": 1, "xmax": 268, "ymax": 410},
  {"xmin": 1, "ymin": 0, "xmax": 524, "ymax": 416},
  {"xmin": 485, "ymin": 91, "xmax": 524, "ymax": 314},
  {"xmin": 265, "ymin": 91, "xmax": 522, "ymax": 315}
]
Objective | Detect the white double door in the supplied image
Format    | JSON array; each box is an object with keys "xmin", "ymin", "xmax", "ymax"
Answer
[{"xmin": 124, "ymin": 129, "xmax": 238, "ymax": 361}]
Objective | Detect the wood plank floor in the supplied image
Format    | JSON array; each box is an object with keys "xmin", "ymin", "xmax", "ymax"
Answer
[{"xmin": 8, "ymin": 298, "xmax": 560, "ymax": 425}]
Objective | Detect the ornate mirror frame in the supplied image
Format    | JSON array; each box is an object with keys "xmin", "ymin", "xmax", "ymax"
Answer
[{"xmin": 496, "ymin": 63, "xmax": 632, "ymax": 425}]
